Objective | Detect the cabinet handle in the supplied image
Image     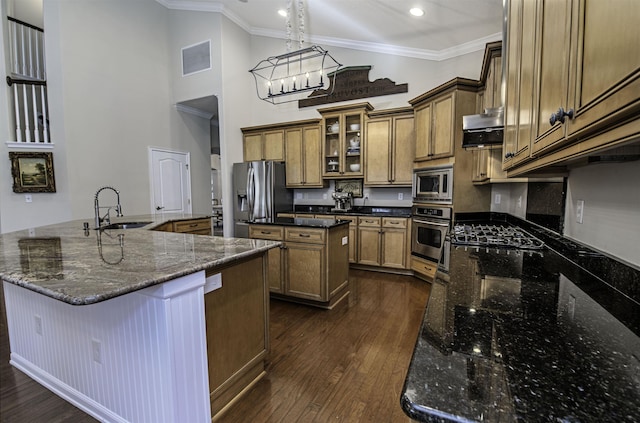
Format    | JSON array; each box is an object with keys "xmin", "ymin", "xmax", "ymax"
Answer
[
  {"xmin": 504, "ymin": 152, "xmax": 514, "ymax": 159},
  {"xmin": 189, "ymin": 223, "xmax": 199, "ymax": 227},
  {"xmin": 389, "ymin": 221, "xmax": 400, "ymax": 224},
  {"xmin": 298, "ymin": 233, "xmax": 311, "ymax": 237},
  {"xmin": 549, "ymin": 107, "xmax": 574, "ymax": 125},
  {"xmin": 261, "ymin": 231, "xmax": 272, "ymax": 234}
]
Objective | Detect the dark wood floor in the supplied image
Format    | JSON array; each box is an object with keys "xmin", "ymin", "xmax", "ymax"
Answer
[{"xmin": 0, "ymin": 270, "xmax": 430, "ymax": 422}]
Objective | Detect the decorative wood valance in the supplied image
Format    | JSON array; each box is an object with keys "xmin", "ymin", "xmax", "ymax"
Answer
[{"xmin": 299, "ymin": 66, "xmax": 408, "ymax": 108}]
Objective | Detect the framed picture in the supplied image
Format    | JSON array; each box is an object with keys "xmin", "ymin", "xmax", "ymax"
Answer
[
  {"xmin": 9, "ymin": 151, "xmax": 56, "ymax": 193},
  {"xmin": 335, "ymin": 179, "xmax": 363, "ymax": 198}
]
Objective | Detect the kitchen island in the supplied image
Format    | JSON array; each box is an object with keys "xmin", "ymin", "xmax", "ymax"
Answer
[
  {"xmin": 401, "ymin": 218, "xmax": 640, "ymax": 422},
  {"xmin": 0, "ymin": 215, "xmax": 279, "ymax": 423},
  {"xmin": 249, "ymin": 217, "xmax": 350, "ymax": 309}
]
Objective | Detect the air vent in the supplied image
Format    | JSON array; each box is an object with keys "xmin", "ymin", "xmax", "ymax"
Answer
[{"xmin": 182, "ymin": 40, "xmax": 211, "ymax": 76}]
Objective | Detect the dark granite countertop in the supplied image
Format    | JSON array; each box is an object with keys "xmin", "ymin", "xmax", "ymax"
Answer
[
  {"xmin": 250, "ymin": 217, "xmax": 350, "ymax": 228},
  {"xmin": 292, "ymin": 204, "xmax": 412, "ymax": 217},
  {"xmin": 0, "ymin": 214, "xmax": 279, "ymax": 306},
  {"xmin": 402, "ymin": 219, "xmax": 640, "ymax": 422}
]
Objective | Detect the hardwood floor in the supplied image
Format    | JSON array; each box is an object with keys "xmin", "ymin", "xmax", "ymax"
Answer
[{"xmin": 0, "ymin": 270, "xmax": 430, "ymax": 422}]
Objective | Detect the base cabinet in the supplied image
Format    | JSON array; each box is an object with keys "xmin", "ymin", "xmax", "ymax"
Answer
[
  {"xmin": 249, "ymin": 223, "xmax": 349, "ymax": 309},
  {"xmin": 153, "ymin": 217, "xmax": 212, "ymax": 235},
  {"xmin": 356, "ymin": 217, "xmax": 409, "ymax": 270},
  {"xmin": 205, "ymin": 256, "xmax": 269, "ymax": 420},
  {"xmin": 411, "ymin": 254, "xmax": 438, "ymax": 281}
]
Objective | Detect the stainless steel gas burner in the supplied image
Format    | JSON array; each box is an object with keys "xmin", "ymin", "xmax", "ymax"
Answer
[{"xmin": 451, "ymin": 223, "xmax": 545, "ymax": 251}]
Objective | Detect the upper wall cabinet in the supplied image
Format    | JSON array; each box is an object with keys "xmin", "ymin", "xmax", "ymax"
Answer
[
  {"xmin": 503, "ymin": 0, "xmax": 640, "ymax": 175},
  {"xmin": 479, "ymin": 41, "xmax": 503, "ymax": 112},
  {"xmin": 365, "ymin": 108, "xmax": 415, "ymax": 186},
  {"xmin": 241, "ymin": 125, "xmax": 285, "ymax": 162},
  {"xmin": 410, "ymin": 79, "xmax": 478, "ymax": 167},
  {"xmin": 284, "ymin": 121, "xmax": 325, "ymax": 188},
  {"xmin": 319, "ymin": 103, "xmax": 373, "ymax": 178}
]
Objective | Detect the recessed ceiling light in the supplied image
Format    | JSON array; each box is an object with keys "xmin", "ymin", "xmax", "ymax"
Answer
[
  {"xmin": 278, "ymin": 9, "xmax": 287, "ymax": 17},
  {"xmin": 410, "ymin": 8, "xmax": 424, "ymax": 17}
]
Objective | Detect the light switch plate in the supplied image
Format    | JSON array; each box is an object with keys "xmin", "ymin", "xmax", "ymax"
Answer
[
  {"xmin": 576, "ymin": 200, "xmax": 584, "ymax": 224},
  {"xmin": 494, "ymin": 194, "xmax": 501, "ymax": 204},
  {"xmin": 342, "ymin": 236, "xmax": 348, "ymax": 245},
  {"xmin": 398, "ymin": 192, "xmax": 403, "ymax": 201},
  {"xmin": 205, "ymin": 273, "xmax": 222, "ymax": 293}
]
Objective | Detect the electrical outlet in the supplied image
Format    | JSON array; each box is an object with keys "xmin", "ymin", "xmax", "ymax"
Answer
[
  {"xmin": 25, "ymin": 194, "xmax": 32, "ymax": 203},
  {"xmin": 322, "ymin": 193, "xmax": 327, "ymax": 200},
  {"xmin": 576, "ymin": 200, "xmax": 584, "ymax": 224},
  {"xmin": 92, "ymin": 339, "xmax": 102, "ymax": 364},
  {"xmin": 34, "ymin": 315, "xmax": 42, "ymax": 335},
  {"xmin": 517, "ymin": 196, "xmax": 522, "ymax": 208},
  {"xmin": 296, "ymin": 193, "xmax": 303, "ymax": 200},
  {"xmin": 398, "ymin": 192, "xmax": 403, "ymax": 201},
  {"xmin": 494, "ymin": 194, "xmax": 501, "ymax": 205}
]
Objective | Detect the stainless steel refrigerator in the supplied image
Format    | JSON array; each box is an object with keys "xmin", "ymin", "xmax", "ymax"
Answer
[{"xmin": 232, "ymin": 161, "xmax": 293, "ymax": 238}]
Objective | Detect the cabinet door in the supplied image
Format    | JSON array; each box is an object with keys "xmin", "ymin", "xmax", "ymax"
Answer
[
  {"xmin": 365, "ymin": 118, "xmax": 392, "ymax": 185},
  {"xmin": 472, "ymin": 149, "xmax": 490, "ymax": 182},
  {"xmin": 392, "ymin": 115, "xmax": 415, "ymax": 185},
  {"xmin": 532, "ymin": 0, "xmax": 572, "ymax": 153},
  {"xmin": 567, "ymin": 0, "xmax": 640, "ymax": 138},
  {"xmin": 381, "ymin": 228, "xmax": 406, "ymax": 269},
  {"xmin": 414, "ymin": 103, "xmax": 432, "ymax": 160},
  {"xmin": 357, "ymin": 226, "xmax": 381, "ymax": 266},
  {"xmin": 285, "ymin": 128, "xmax": 304, "ymax": 186},
  {"xmin": 302, "ymin": 125, "xmax": 322, "ymax": 186},
  {"xmin": 243, "ymin": 133, "xmax": 263, "ymax": 162},
  {"xmin": 263, "ymin": 130, "xmax": 285, "ymax": 161},
  {"xmin": 285, "ymin": 242, "xmax": 325, "ymax": 301},
  {"xmin": 431, "ymin": 93, "xmax": 455, "ymax": 158},
  {"xmin": 515, "ymin": 0, "xmax": 538, "ymax": 164},
  {"xmin": 267, "ymin": 246, "xmax": 283, "ymax": 293}
]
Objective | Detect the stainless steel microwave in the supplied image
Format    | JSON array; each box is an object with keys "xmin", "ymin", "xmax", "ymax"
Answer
[{"xmin": 412, "ymin": 166, "xmax": 453, "ymax": 203}]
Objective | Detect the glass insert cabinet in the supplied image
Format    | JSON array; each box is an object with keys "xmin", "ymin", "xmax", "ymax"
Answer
[{"xmin": 319, "ymin": 102, "xmax": 373, "ymax": 178}]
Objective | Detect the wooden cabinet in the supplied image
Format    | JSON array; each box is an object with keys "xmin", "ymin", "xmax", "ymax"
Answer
[
  {"xmin": 411, "ymin": 254, "xmax": 438, "ymax": 281},
  {"xmin": 410, "ymin": 80, "xmax": 478, "ymax": 167},
  {"xmin": 356, "ymin": 216, "xmax": 409, "ymax": 270},
  {"xmin": 503, "ymin": 0, "xmax": 640, "ymax": 175},
  {"xmin": 242, "ymin": 127, "xmax": 285, "ymax": 162},
  {"xmin": 365, "ymin": 108, "xmax": 415, "ymax": 186},
  {"xmin": 153, "ymin": 217, "xmax": 212, "ymax": 236},
  {"xmin": 249, "ymin": 223, "xmax": 349, "ymax": 309},
  {"xmin": 204, "ymin": 255, "xmax": 269, "ymax": 419},
  {"xmin": 284, "ymin": 122, "xmax": 325, "ymax": 188},
  {"xmin": 476, "ymin": 41, "xmax": 503, "ymax": 113},
  {"xmin": 319, "ymin": 102, "xmax": 373, "ymax": 178},
  {"xmin": 472, "ymin": 148, "xmax": 513, "ymax": 184}
]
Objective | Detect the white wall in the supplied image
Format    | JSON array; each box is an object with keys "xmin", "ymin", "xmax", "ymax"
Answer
[
  {"xmin": 564, "ymin": 161, "xmax": 640, "ymax": 266},
  {"xmin": 244, "ymin": 35, "xmax": 487, "ymax": 127},
  {"xmin": 490, "ymin": 182, "xmax": 527, "ymax": 219}
]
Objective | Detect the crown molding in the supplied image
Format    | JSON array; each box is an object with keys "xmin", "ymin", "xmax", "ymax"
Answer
[{"xmin": 156, "ymin": 0, "xmax": 502, "ymax": 60}]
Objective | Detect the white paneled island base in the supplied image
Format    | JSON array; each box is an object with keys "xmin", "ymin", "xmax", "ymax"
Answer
[{"xmin": 4, "ymin": 270, "xmax": 212, "ymax": 422}]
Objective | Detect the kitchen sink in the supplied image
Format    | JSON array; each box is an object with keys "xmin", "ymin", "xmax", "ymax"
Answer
[{"xmin": 101, "ymin": 221, "xmax": 152, "ymax": 230}]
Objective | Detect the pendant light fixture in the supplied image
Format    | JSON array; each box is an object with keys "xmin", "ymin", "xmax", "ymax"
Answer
[{"xmin": 249, "ymin": 0, "xmax": 342, "ymax": 105}]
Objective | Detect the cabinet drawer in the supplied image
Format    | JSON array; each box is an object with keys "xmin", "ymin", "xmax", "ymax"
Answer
[
  {"xmin": 285, "ymin": 227, "xmax": 325, "ymax": 244},
  {"xmin": 411, "ymin": 255, "xmax": 437, "ymax": 280},
  {"xmin": 314, "ymin": 214, "xmax": 336, "ymax": 221},
  {"xmin": 358, "ymin": 216, "xmax": 381, "ymax": 227},
  {"xmin": 249, "ymin": 225, "xmax": 284, "ymax": 240},
  {"xmin": 173, "ymin": 219, "xmax": 211, "ymax": 234},
  {"xmin": 382, "ymin": 217, "xmax": 407, "ymax": 229}
]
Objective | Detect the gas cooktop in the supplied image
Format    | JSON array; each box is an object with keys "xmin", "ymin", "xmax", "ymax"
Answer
[{"xmin": 451, "ymin": 223, "xmax": 545, "ymax": 250}]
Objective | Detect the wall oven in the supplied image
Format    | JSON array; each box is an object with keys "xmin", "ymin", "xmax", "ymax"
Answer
[
  {"xmin": 411, "ymin": 204, "xmax": 451, "ymax": 271},
  {"xmin": 412, "ymin": 166, "xmax": 453, "ymax": 204}
]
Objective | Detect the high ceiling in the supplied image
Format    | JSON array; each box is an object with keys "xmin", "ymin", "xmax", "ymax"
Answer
[{"xmin": 158, "ymin": 0, "xmax": 504, "ymax": 60}]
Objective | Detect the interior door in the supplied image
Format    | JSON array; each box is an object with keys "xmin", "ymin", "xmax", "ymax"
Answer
[{"xmin": 149, "ymin": 148, "xmax": 192, "ymax": 214}]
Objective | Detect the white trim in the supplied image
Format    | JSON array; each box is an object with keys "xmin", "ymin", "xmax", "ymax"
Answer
[
  {"xmin": 6, "ymin": 141, "xmax": 54, "ymax": 149},
  {"xmin": 175, "ymin": 103, "xmax": 214, "ymax": 119}
]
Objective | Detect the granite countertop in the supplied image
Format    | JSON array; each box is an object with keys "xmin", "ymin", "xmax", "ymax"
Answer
[
  {"xmin": 0, "ymin": 214, "xmax": 279, "ymax": 306},
  {"xmin": 402, "ymin": 222, "xmax": 640, "ymax": 422},
  {"xmin": 250, "ymin": 217, "xmax": 350, "ymax": 228},
  {"xmin": 292, "ymin": 205, "xmax": 412, "ymax": 217}
]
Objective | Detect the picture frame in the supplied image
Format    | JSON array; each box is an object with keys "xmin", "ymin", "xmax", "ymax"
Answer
[
  {"xmin": 335, "ymin": 179, "xmax": 363, "ymax": 198},
  {"xmin": 9, "ymin": 151, "xmax": 56, "ymax": 193}
]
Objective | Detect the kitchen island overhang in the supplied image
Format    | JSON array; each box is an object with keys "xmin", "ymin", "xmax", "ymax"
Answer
[{"xmin": 0, "ymin": 216, "xmax": 279, "ymax": 423}]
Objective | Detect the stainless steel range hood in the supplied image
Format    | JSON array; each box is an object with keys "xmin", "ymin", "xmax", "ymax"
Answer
[{"xmin": 462, "ymin": 107, "xmax": 504, "ymax": 148}]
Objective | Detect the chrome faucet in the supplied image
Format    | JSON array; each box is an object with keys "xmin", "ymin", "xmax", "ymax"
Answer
[{"xmin": 94, "ymin": 186, "xmax": 123, "ymax": 229}]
